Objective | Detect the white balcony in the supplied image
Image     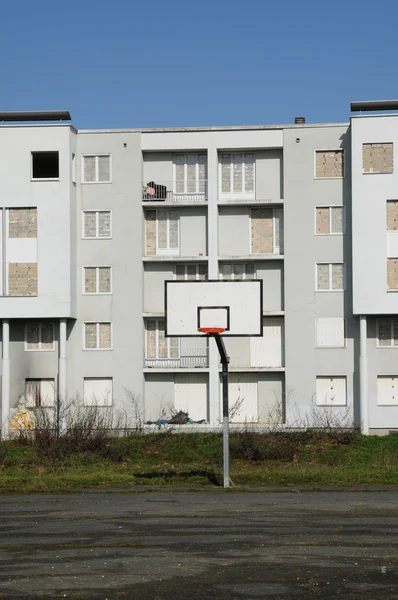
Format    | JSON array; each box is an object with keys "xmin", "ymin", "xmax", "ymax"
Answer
[
  {"xmin": 142, "ymin": 181, "xmax": 208, "ymax": 203},
  {"xmin": 144, "ymin": 347, "xmax": 209, "ymax": 369}
]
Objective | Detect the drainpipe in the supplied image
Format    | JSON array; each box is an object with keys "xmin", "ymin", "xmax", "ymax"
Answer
[
  {"xmin": 359, "ymin": 315, "xmax": 369, "ymax": 435},
  {"xmin": 1, "ymin": 319, "xmax": 10, "ymax": 439},
  {"xmin": 59, "ymin": 318, "xmax": 67, "ymax": 432}
]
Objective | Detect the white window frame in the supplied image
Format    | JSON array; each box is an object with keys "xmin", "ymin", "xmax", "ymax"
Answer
[
  {"xmin": 82, "ymin": 210, "xmax": 112, "ymax": 239},
  {"xmin": 25, "ymin": 378, "xmax": 56, "ymax": 408},
  {"xmin": 314, "ymin": 149, "xmax": 345, "ymax": 180},
  {"xmin": 314, "ymin": 206, "xmax": 345, "ymax": 235},
  {"xmin": 173, "ymin": 154, "xmax": 207, "ymax": 196},
  {"xmin": 154, "ymin": 209, "xmax": 180, "ymax": 256},
  {"xmin": 219, "ymin": 263, "xmax": 256, "ymax": 280},
  {"xmin": 316, "ymin": 376, "xmax": 347, "ymax": 406},
  {"xmin": 83, "ymin": 322, "xmax": 113, "ymax": 351},
  {"xmin": 145, "ymin": 318, "xmax": 180, "ymax": 361},
  {"xmin": 31, "ymin": 151, "xmax": 60, "ymax": 182},
  {"xmin": 363, "ymin": 142, "xmax": 394, "ymax": 175},
  {"xmin": 376, "ymin": 318, "xmax": 398, "ymax": 348},
  {"xmin": 81, "ymin": 154, "xmax": 112, "ymax": 184},
  {"xmin": 173, "ymin": 264, "xmax": 208, "ymax": 280},
  {"xmin": 83, "ymin": 377, "xmax": 113, "ymax": 407},
  {"xmin": 219, "ymin": 152, "xmax": 255, "ymax": 199},
  {"xmin": 249, "ymin": 207, "xmax": 284, "ymax": 255},
  {"xmin": 82, "ymin": 266, "xmax": 113, "ymax": 295},
  {"xmin": 25, "ymin": 322, "xmax": 55, "ymax": 352},
  {"xmin": 315, "ymin": 263, "xmax": 346, "ymax": 292}
]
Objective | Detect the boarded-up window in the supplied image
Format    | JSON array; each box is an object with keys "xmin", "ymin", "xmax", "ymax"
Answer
[
  {"xmin": 84, "ymin": 378, "xmax": 113, "ymax": 406},
  {"xmin": 26, "ymin": 322, "xmax": 54, "ymax": 351},
  {"xmin": 83, "ymin": 211, "xmax": 111, "ymax": 238},
  {"xmin": 250, "ymin": 317, "xmax": 284, "ymax": 367},
  {"xmin": 9, "ymin": 208, "xmax": 37, "ymax": 238},
  {"xmin": 84, "ymin": 322, "xmax": 112, "ymax": 350},
  {"xmin": 363, "ymin": 143, "xmax": 393, "ymax": 174},
  {"xmin": 8, "ymin": 263, "xmax": 37, "ymax": 296},
  {"xmin": 221, "ymin": 153, "xmax": 254, "ymax": 195},
  {"xmin": 145, "ymin": 319, "xmax": 179, "ymax": 361},
  {"xmin": 82, "ymin": 155, "xmax": 111, "ymax": 183},
  {"xmin": 26, "ymin": 379, "xmax": 55, "ymax": 408},
  {"xmin": 388, "ymin": 258, "xmax": 398, "ymax": 290},
  {"xmin": 220, "ymin": 263, "xmax": 255, "ymax": 280},
  {"xmin": 251, "ymin": 207, "xmax": 283, "ymax": 255},
  {"xmin": 377, "ymin": 377, "xmax": 398, "ymax": 405},
  {"xmin": 377, "ymin": 319, "xmax": 398, "ymax": 347},
  {"xmin": 146, "ymin": 210, "xmax": 179, "ymax": 256},
  {"xmin": 316, "ymin": 263, "xmax": 344, "ymax": 291},
  {"xmin": 316, "ymin": 318, "xmax": 346, "ymax": 348},
  {"xmin": 315, "ymin": 151, "xmax": 344, "ymax": 178},
  {"xmin": 316, "ymin": 207, "xmax": 344, "ymax": 234},
  {"xmin": 316, "ymin": 377, "xmax": 346, "ymax": 406},
  {"xmin": 175, "ymin": 154, "xmax": 207, "ymax": 196},
  {"xmin": 387, "ymin": 201, "xmax": 398, "ymax": 231},
  {"xmin": 84, "ymin": 267, "xmax": 111, "ymax": 294}
]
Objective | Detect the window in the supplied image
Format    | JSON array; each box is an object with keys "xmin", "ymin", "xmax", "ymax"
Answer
[
  {"xmin": 25, "ymin": 323, "xmax": 54, "ymax": 351},
  {"xmin": 83, "ymin": 210, "xmax": 111, "ymax": 239},
  {"xmin": 145, "ymin": 319, "xmax": 179, "ymax": 361},
  {"xmin": 84, "ymin": 378, "xmax": 113, "ymax": 406},
  {"xmin": 145, "ymin": 209, "xmax": 179, "ymax": 256},
  {"xmin": 316, "ymin": 263, "xmax": 344, "ymax": 291},
  {"xmin": 316, "ymin": 318, "xmax": 346, "ymax": 348},
  {"xmin": 220, "ymin": 153, "xmax": 254, "ymax": 196},
  {"xmin": 83, "ymin": 267, "xmax": 112, "ymax": 294},
  {"xmin": 363, "ymin": 143, "xmax": 393, "ymax": 174},
  {"xmin": 377, "ymin": 319, "xmax": 398, "ymax": 347},
  {"xmin": 315, "ymin": 207, "xmax": 344, "ymax": 235},
  {"xmin": 315, "ymin": 150, "xmax": 344, "ymax": 178},
  {"xmin": 174, "ymin": 154, "xmax": 207, "ymax": 198},
  {"xmin": 377, "ymin": 376, "xmax": 398, "ymax": 405},
  {"xmin": 387, "ymin": 201, "xmax": 398, "ymax": 231},
  {"xmin": 8, "ymin": 263, "xmax": 38, "ymax": 296},
  {"xmin": 8, "ymin": 208, "xmax": 37, "ymax": 238},
  {"xmin": 316, "ymin": 377, "xmax": 347, "ymax": 406},
  {"xmin": 32, "ymin": 151, "xmax": 59, "ymax": 180},
  {"xmin": 220, "ymin": 263, "xmax": 255, "ymax": 280},
  {"xmin": 84, "ymin": 322, "xmax": 112, "ymax": 350},
  {"xmin": 175, "ymin": 264, "xmax": 208, "ymax": 280},
  {"xmin": 82, "ymin": 155, "xmax": 111, "ymax": 183},
  {"xmin": 26, "ymin": 379, "xmax": 55, "ymax": 408},
  {"xmin": 387, "ymin": 259, "xmax": 398, "ymax": 290},
  {"xmin": 251, "ymin": 208, "xmax": 283, "ymax": 254}
]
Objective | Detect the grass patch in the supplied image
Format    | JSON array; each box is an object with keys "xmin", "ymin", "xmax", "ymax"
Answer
[{"xmin": 2, "ymin": 431, "xmax": 398, "ymax": 493}]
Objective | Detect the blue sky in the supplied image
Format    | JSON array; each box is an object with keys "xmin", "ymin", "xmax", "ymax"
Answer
[{"xmin": 1, "ymin": 0, "xmax": 397, "ymax": 129}]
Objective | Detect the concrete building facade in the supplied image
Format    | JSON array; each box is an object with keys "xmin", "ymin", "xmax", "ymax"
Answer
[{"xmin": 1, "ymin": 103, "xmax": 397, "ymax": 435}]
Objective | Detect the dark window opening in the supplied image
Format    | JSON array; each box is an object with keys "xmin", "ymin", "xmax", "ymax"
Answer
[{"xmin": 32, "ymin": 151, "xmax": 59, "ymax": 179}]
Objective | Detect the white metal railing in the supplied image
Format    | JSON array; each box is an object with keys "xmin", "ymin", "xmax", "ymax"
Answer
[
  {"xmin": 144, "ymin": 347, "xmax": 209, "ymax": 368},
  {"xmin": 142, "ymin": 181, "xmax": 208, "ymax": 203}
]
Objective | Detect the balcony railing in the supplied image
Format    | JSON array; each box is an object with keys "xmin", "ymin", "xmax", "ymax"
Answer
[
  {"xmin": 142, "ymin": 181, "xmax": 208, "ymax": 203},
  {"xmin": 144, "ymin": 347, "xmax": 209, "ymax": 368}
]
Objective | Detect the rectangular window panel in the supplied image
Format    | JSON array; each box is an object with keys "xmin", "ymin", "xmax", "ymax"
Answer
[
  {"xmin": 145, "ymin": 319, "xmax": 179, "ymax": 362},
  {"xmin": 8, "ymin": 263, "xmax": 37, "ymax": 296},
  {"xmin": 82, "ymin": 155, "xmax": 111, "ymax": 183},
  {"xmin": 84, "ymin": 267, "xmax": 97, "ymax": 293},
  {"xmin": 363, "ymin": 143, "xmax": 393, "ymax": 174},
  {"xmin": 84, "ymin": 378, "xmax": 113, "ymax": 407},
  {"xmin": 331, "ymin": 207, "xmax": 344, "ymax": 233},
  {"xmin": 99, "ymin": 323, "xmax": 112, "ymax": 349},
  {"xmin": 26, "ymin": 379, "xmax": 55, "ymax": 408},
  {"xmin": 316, "ymin": 318, "xmax": 346, "ymax": 348},
  {"xmin": 220, "ymin": 153, "xmax": 255, "ymax": 195},
  {"xmin": 315, "ymin": 151, "xmax": 344, "ymax": 178},
  {"xmin": 84, "ymin": 267, "xmax": 111, "ymax": 294},
  {"xmin": 84, "ymin": 322, "xmax": 112, "ymax": 350},
  {"xmin": 26, "ymin": 322, "xmax": 54, "ymax": 351},
  {"xmin": 32, "ymin": 152, "xmax": 59, "ymax": 179},
  {"xmin": 316, "ymin": 207, "xmax": 330, "ymax": 234},
  {"xmin": 387, "ymin": 201, "xmax": 398, "ymax": 231},
  {"xmin": 220, "ymin": 263, "xmax": 255, "ymax": 280},
  {"xmin": 332, "ymin": 264, "xmax": 344, "ymax": 290},
  {"xmin": 316, "ymin": 377, "xmax": 347, "ymax": 406},
  {"xmin": 316, "ymin": 264, "xmax": 330, "ymax": 290},
  {"xmin": 83, "ymin": 211, "xmax": 111, "ymax": 238},
  {"xmin": 377, "ymin": 319, "xmax": 398, "ymax": 347},
  {"xmin": 388, "ymin": 258, "xmax": 398, "ymax": 290},
  {"xmin": 316, "ymin": 264, "xmax": 344, "ymax": 291},
  {"xmin": 9, "ymin": 208, "xmax": 37, "ymax": 238}
]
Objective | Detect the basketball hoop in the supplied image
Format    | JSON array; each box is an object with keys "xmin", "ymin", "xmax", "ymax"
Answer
[{"xmin": 198, "ymin": 327, "xmax": 225, "ymax": 335}]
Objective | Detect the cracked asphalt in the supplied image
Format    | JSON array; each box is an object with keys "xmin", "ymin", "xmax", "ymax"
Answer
[{"xmin": 1, "ymin": 487, "xmax": 398, "ymax": 599}]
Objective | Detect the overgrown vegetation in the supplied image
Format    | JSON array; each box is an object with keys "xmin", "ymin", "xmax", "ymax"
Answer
[{"xmin": 2, "ymin": 407, "xmax": 398, "ymax": 492}]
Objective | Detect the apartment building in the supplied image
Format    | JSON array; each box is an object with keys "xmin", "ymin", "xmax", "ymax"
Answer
[{"xmin": 0, "ymin": 101, "xmax": 397, "ymax": 436}]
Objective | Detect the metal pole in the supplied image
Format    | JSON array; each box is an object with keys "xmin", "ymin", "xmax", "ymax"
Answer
[{"xmin": 214, "ymin": 334, "xmax": 231, "ymax": 488}]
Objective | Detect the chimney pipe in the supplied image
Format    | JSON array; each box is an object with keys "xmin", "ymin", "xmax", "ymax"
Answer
[{"xmin": 295, "ymin": 116, "xmax": 305, "ymax": 124}]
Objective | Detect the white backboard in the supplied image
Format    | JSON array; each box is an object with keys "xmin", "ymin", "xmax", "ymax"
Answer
[{"xmin": 165, "ymin": 280, "xmax": 263, "ymax": 337}]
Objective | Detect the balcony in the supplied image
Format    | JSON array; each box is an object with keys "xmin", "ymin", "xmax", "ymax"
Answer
[
  {"xmin": 142, "ymin": 181, "xmax": 208, "ymax": 204},
  {"xmin": 144, "ymin": 347, "xmax": 209, "ymax": 369}
]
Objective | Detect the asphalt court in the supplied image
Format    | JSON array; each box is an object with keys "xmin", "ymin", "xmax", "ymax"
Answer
[{"xmin": 1, "ymin": 487, "xmax": 398, "ymax": 599}]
